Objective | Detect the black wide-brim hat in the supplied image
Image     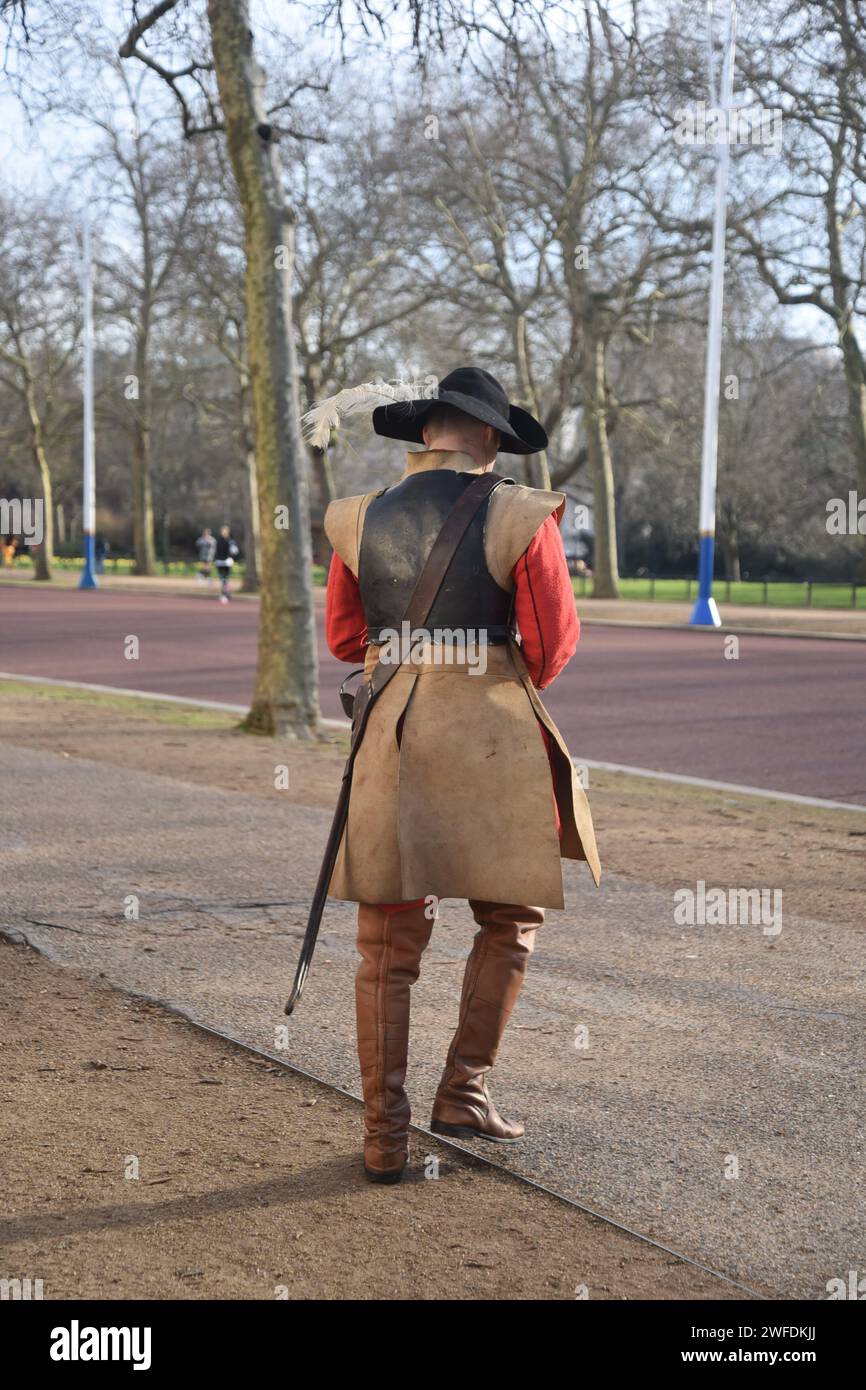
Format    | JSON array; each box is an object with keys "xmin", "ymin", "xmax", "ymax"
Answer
[{"xmin": 372, "ymin": 366, "xmax": 548, "ymax": 456}]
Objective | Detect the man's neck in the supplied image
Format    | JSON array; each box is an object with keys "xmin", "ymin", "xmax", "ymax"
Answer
[{"xmin": 424, "ymin": 435, "xmax": 496, "ymax": 469}]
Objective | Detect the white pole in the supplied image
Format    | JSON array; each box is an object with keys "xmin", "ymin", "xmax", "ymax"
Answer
[
  {"xmin": 79, "ymin": 209, "xmax": 98, "ymax": 588},
  {"xmin": 690, "ymin": 0, "xmax": 737, "ymax": 627}
]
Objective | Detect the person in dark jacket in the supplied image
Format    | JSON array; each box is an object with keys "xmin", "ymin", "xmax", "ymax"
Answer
[{"xmin": 214, "ymin": 525, "xmax": 239, "ymax": 603}]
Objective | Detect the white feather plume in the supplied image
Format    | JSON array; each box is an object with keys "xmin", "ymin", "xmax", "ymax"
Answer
[{"xmin": 302, "ymin": 377, "xmax": 437, "ymax": 449}]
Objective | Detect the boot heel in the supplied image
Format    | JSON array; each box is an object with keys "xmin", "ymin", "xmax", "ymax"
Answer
[
  {"xmin": 365, "ymin": 1164, "xmax": 405, "ymax": 1185},
  {"xmin": 430, "ymin": 1118, "xmax": 480, "ymax": 1140}
]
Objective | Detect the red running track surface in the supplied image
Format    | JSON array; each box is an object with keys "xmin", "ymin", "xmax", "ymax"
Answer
[{"xmin": 2, "ymin": 586, "xmax": 864, "ymax": 804}]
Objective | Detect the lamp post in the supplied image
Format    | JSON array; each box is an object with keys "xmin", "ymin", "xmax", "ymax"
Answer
[
  {"xmin": 689, "ymin": 0, "xmax": 738, "ymax": 627},
  {"xmin": 79, "ymin": 210, "xmax": 98, "ymax": 590}
]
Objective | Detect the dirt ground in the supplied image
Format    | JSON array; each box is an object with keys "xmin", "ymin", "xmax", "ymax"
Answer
[
  {"xmin": 1, "ymin": 938, "xmax": 744, "ymax": 1301},
  {"xmin": 1, "ymin": 680, "xmax": 862, "ymax": 930}
]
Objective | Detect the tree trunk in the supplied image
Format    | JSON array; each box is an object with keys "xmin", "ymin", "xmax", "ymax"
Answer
[
  {"xmin": 239, "ymin": 372, "xmax": 261, "ymax": 592},
  {"xmin": 309, "ymin": 443, "xmax": 336, "ymax": 569},
  {"xmin": 25, "ymin": 375, "xmax": 54, "ymax": 581},
  {"xmin": 718, "ymin": 528, "xmax": 742, "ymax": 582},
  {"xmin": 825, "ymin": 160, "xmax": 866, "ymax": 580},
  {"xmin": 131, "ymin": 321, "xmax": 157, "ymax": 574},
  {"xmin": 582, "ymin": 330, "xmax": 620, "ymax": 598},
  {"xmin": 208, "ymin": 0, "xmax": 318, "ymax": 736},
  {"xmin": 302, "ymin": 361, "xmax": 335, "ymax": 568},
  {"xmin": 837, "ymin": 330, "xmax": 866, "ymax": 581},
  {"xmin": 514, "ymin": 312, "xmax": 551, "ymax": 490}
]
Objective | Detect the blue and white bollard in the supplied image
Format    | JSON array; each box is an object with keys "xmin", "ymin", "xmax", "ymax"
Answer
[
  {"xmin": 79, "ymin": 531, "xmax": 98, "ymax": 589},
  {"xmin": 690, "ymin": 533, "xmax": 720, "ymax": 627}
]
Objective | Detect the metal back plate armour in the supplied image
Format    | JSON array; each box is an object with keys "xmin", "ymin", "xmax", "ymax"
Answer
[{"xmin": 358, "ymin": 470, "xmax": 514, "ymax": 638}]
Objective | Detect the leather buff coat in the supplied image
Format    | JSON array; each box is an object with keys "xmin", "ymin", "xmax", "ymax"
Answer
[{"xmin": 324, "ymin": 450, "xmax": 601, "ymax": 909}]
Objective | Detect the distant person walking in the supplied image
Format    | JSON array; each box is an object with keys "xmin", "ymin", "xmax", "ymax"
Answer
[
  {"xmin": 195, "ymin": 527, "xmax": 216, "ymax": 583},
  {"xmin": 214, "ymin": 525, "xmax": 239, "ymax": 603}
]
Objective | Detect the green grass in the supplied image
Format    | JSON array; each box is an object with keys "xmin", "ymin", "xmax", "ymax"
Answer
[
  {"xmin": 51, "ymin": 556, "xmax": 236, "ymax": 577},
  {"xmin": 3, "ymin": 556, "xmax": 330, "ymax": 585},
  {"xmin": 0, "ymin": 679, "xmax": 237, "ymax": 728},
  {"xmin": 5, "ymin": 554, "xmax": 861, "ymax": 608},
  {"xmin": 2, "ymin": 556, "xmax": 227, "ymax": 577},
  {"xmin": 572, "ymin": 576, "xmax": 866, "ymax": 609}
]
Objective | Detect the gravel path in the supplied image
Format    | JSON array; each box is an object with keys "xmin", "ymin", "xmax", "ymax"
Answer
[{"xmin": 2, "ymin": 738, "xmax": 862, "ymax": 1298}]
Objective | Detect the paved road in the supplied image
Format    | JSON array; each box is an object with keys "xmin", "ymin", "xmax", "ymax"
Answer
[{"xmin": 2, "ymin": 585, "xmax": 865, "ymax": 802}]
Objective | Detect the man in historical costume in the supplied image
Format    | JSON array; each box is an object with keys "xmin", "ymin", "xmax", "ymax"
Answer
[{"xmin": 321, "ymin": 366, "xmax": 600, "ymax": 1184}]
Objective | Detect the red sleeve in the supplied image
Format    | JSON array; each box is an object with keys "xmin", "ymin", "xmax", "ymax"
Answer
[
  {"xmin": 325, "ymin": 551, "xmax": 368, "ymax": 663},
  {"xmin": 511, "ymin": 512, "xmax": 579, "ymax": 689}
]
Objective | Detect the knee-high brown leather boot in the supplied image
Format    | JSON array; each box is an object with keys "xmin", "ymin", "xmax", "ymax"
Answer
[
  {"xmin": 355, "ymin": 901, "xmax": 434, "ymax": 1183},
  {"xmin": 431, "ymin": 900, "xmax": 542, "ymax": 1142}
]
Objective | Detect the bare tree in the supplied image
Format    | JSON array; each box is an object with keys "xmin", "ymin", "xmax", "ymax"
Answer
[
  {"xmin": 118, "ymin": 0, "xmax": 324, "ymax": 734},
  {"xmin": 291, "ymin": 91, "xmax": 444, "ymax": 558},
  {"xmin": 730, "ymin": 0, "xmax": 866, "ymax": 576},
  {"xmin": 79, "ymin": 61, "xmax": 207, "ymax": 573},
  {"xmin": 0, "ymin": 197, "xmax": 81, "ymax": 579},
  {"xmin": 174, "ymin": 140, "xmax": 263, "ymax": 589},
  {"xmin": 411, "ymin": 7, "xmax": 706, "ymax": 597}
]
